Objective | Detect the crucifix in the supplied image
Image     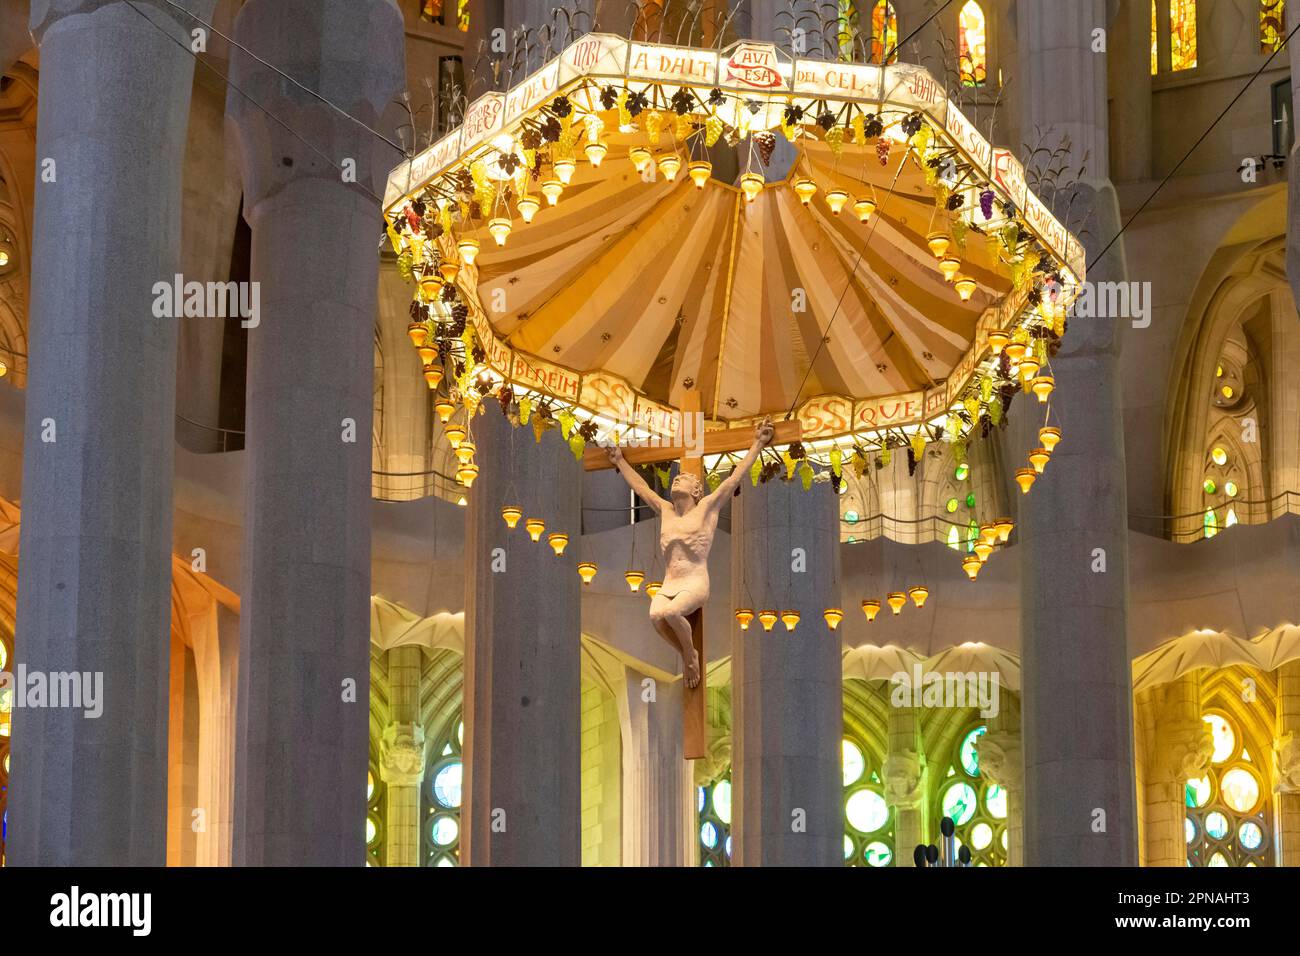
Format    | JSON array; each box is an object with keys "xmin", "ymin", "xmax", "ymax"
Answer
[{"xmin": 582, "ymin": 390, "xmax": 802, "ymax": 759}]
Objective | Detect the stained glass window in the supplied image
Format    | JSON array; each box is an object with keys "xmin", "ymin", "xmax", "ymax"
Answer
[
  {"xmin": 421, "ymin": 0, "xmax": 469, "ymax": 31},
  {"xmin": 698, "ymin": 774, "xmax": 732, "ymax": 866},
  {"xmin": 1151, "ymin": 0, "xmax": 1159, "ymax": 74},
  {"xmin": 1170, "ymin": 0, "xmax": 1197, "ymax": 71},
  {"xmin": 937, "ymin": 725, "xmax": 1007, "ymax": 866},
  {"xmin": 1187, "ymin": 712, "xmax": 1273, "ymax": 866},
  {"xmin": 1261, "ymin": 1, "xmax": 1286, "ymax": 53},
  {"xmin": 958, "ymin": 2, "xmax": 987, "ymax": 87},
  {"xmin": 871, "ymin": 1, "xmax": 899, "ymax": 64},
  {"xmin": 843, "ymin": 734, "xmax": 895, "ymax": 866},
  {"xmin": 423, "ymin": 712, "xmax": 464, "ymax": 866},
  {"xmin": 366, "ymin": 765, "xmax": 385, "ymax": 866}
]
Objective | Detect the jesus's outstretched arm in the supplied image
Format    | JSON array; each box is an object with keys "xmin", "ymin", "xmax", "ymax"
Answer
[{"xmin": 605, "ymin": 445, "xmax": 666, "ymax": 515}]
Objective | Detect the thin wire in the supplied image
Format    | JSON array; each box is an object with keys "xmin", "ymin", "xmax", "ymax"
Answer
[
  {"xmin": 153, "ymin": 0, "xmax": 408, "ymax": 156},
  {"xmin": 883, "ymin": 0, "xmax": 956, "ymax": 63},
  {"xmin": 122, "ymin": 0, "xmax": 386, "ymax": 207},
  {"xmin": 1089, "ymin": 18, "xmax": 1300, "ymax": 268}
]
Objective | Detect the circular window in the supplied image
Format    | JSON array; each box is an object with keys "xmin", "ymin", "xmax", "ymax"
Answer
[
  {"xmin": 1238, "ymin": 821, "xmax": 1263, "ymax": 851},
  {"xmin": 1219, "ymin": 767, "xmax": 1261, "ymax": 814},
  {"xmin": 1204, "ymin": 811, "xmax": 1230, "ymax": 840},
  {"xmin": 1203, "ymin": 714, "xmax": 1234, "ymax": 764},
  {"xmin": 842, "ymin": 739, "xmax": 865, "ymax": 786},
  {"xmin": 863, "ymin": 841, "xmax": 892, "ymax": 866},
  {"xmin": 430, "ymin": 814, "xmax": 459, "ymax": 847},
  {"xmin": 970, "ymin": 822, "xmax": 993, "ymax": 850},
  {"xmin": 945, "ymin": 497, "xmax": 959, "ymax": 513},
  {"xmin": 959, "ymin": 727, "xmax": 985, "ymax": 776},
  {"xmin": 941, "ymin": 782, "xmax": 978, "ymax": 826},
  {"xmin": 1225, "ymin": 480, "xmax": 1238, "ymax": 497},
  {"xmin": 712, "ymin": 779, "xmax": 732, "ymax": 825},
  {"xmin": 954, "ymin": 463, "xmax": 969, "ymax": 481},
  {"xmin": 700, "ymin": 821, "xmax": 719, "ymax": 849},
  {"xmin": 986, "ymin": 783, "xmax": 1007, "ymax": 819},
  {"xmin": 432, "ymin": 760, "xmax": 463, "ymax": 809},
  {"xmin": 1211, "ymin": 447, "xmax": 1228, "ymax": 466},
  {"xmin": 845, "ymin": 789, "xmax": 889, "ymax": 833},
  {"xmin": 1186, "ymin": 775, "xmax": 1212, "ymax": 809}
]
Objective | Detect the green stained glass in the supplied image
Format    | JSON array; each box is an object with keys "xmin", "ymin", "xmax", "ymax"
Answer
[
  {"xmin": 965, "ymin": 493, "xmax": 976, "ymax": 508},
  {"xmin": 1203, "ymin": 478, "xmax": 1217, "ymax": 494},
  {"xmin": 955, "ymin": 463, "xmax": 969, "ymax": 481},
  {"xmin": 960, "ymin": 726, "xmax": 985, "ymax": 776},
  {"xmin": 845, "ymin": 789, "xmax": 889, "ymax": 833},
  {"xmin": 1186, "ymin": 774, "xmax": 1211, "ymax": 808},
  {"xmin": 842, "ymin": 739, "xmax": 865, "ymax": 786},
  {"xmin": 946, "ymin": 497, "xmax": 959, "ymax": 513},
  {"xmin": 941, "ymin": 782, "xmax": 978, "ymax": 826},
  {"xmin": 864, "ymin": 841, "xmax": 892, "ymax": 866},
  {"xmin": 713, "ymin": 779, "xmax": 733, "ymax": 824}
]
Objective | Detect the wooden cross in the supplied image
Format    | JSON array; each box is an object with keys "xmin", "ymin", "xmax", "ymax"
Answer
[{"xmin": 582, "ymin": 390, "xmax": 802, "ymax": 760}]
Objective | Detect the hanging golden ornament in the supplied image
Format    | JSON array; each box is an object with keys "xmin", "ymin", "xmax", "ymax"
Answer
[
  {"xmin": 908, "ymin": 586, "xmax": 929, "ymax": 609},
  {"xmin": 1018, "ymin": 356, "xmax": 1040, "ymax": 383},
  {"xmin": 577, "ymin": 562, "xmax": 598, "ymax": 585},
  {"xmin": 645, "ymin": 580, "xmax": 662, "ymax": 597},
  {"xmin": 954, "ymin": 275, "xmax": 977, "ymax": 302},
  {"xmin": 456, "ymin": 463, "xmax": 479, "ymax": 488},
  {"xmin": 994, "ymin": 517, "xmax": 1014, "ymax": 542},
  {"xmin": 438, "ymin": 258, "xmax": 460, "ymax": 283},
  {"xmin": 624, "ymin": 570, "xmax": 645, "ymax": 592},
  {"xmin": 541, "ymin": 179, "xmax": 564, "ymax": 205},
  {"xmin": 455, "ymin": 440, "xmax": 476, "ymax": 465},
  {"xmin": 793, "ymin": 179, "xmax": 817, "ymax": 205},
  {"xmin": 1031, "ymin": 375, "xmax": 1055, "ymax": 403},
  {"xmin": 585, "ymin": 141, "xmax": 608, "ymax": 167},
  {"xmin": 687, "ymin": 160, "xmax": 712, "ymax": 189},
  {"xmin": 758, "ymin": 609, "xmax": 779, "ymax": 631},
  {"xmin": 501, "ymin": 505, "xmax": 522, "ymax": 529},
  {"xmin": 824, "ymin": 608, "xmax": 844, "ymax": 630},
  {"xmin": 1039, "ymin": 426, "xmax": 1062, "ymax": 451},
  {"xmin": 861, "ymin": 599, "xmax": 881, "ymax": 622},
  {"xmin": 419, "ymin": 273, "xmax": 440, "ymax": 300},
  {"xmin": 516, "ymin": 194, "xmax": 541, "ymax": 224},
  {"xmin": 457, "ymin": 237, "xmax": 479, "ymax": 266},
  {"xmin": 781, "ymin": 609, "xmax": 800, "ymax": 632},
  {"xmin": 1028, "ymin": 447, "xmax": 1051, "ymax": 474},
  {"xmin": 423, "ymin": 363, "xmax": 444, "ymax": 389},
  {"xmin": 629, "ymin": 146, "xmax": 652, "ymax": 173},
  {"xmin": 739, "ymin": 171, "xmax": 765, "ymax": 203},
  {"xmin": 1015, "ymin": 467, "xmax": 1037, "ymax": 493},
  {"xmin": 735, "ymin": 608, "xmax": 755, "ymax": 631},
  {"xmin": 852, "ymin": 197, "xmax": 876, "ymax": 222},
  {"xmin": 548, "ymin": 532, "xmax": 569, "ymax": 556},
  {"xmin": 926, "ymin": 232, "xmax": 951, "ymax": 258},
  {"xmin": 973, "ymin": 538, "xmax": 993, "ymax": 563},
  {"xmin": 434, "ymin": 399, "xmax": 456, "ymax": 424},
  {"xmin": 488, "ymin": 217, "xmax": 512, "ymax": 247},
  {"xmin": 962, "ymin": 554, "xmax": 982, "ymax": 581},
  {"xmin": 887, "ymin": 592, "xmax": 907, "ymax": 615},
  {"xmin": 656, "ymin": 153, "xmax": 681, "ymax": 181},
  {"xmin": 1005, "ymin": 337, "xmax": 1028, "ymax": 362},
  {"xmin": 824, "ymin": 188, "xmax": 850, "ymax": 215},
  {"xmin": 939, "ymin": 256, "xmax": 962, "ymax": 282},
  {"xmin": 987, "ymin": 330, "xmax": 1009, "ymax": 354},
  {"xmin": 408, "ymin": 323, "xmax": 429, "ymax": 348},
  {"xmin": 553, "ymin": 158, "xmax": 576, "ymax": 184},
  {"xmin": 443, "ymin": 424, "xmax": 467, "ymax": 448},
  {"xmin": 525, "ymin": 517, "xmax": 545, "ymax": 542}
]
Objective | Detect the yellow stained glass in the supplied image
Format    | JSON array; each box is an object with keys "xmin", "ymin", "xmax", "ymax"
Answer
[
  {"xmin": 872, "ymin": 1, "xmax": 899, "ymax": 64},
  {"xmin": 1262, "ymin": 1, "xmax": 1286, "ymax": 53},
  {"xmin": 959, "ymin": 1, "xmax": 987, "ymax": 87},
  {"xmin": 1152, "ymin": 0, "xmax": 1159, "ymax": 74},
  {"xmin": 1220, "ymin": 767, "xmax": 1261, "ymax": 814},
  {"xmin": 1203, "ymin": 714, "xmax": 1235, "ymax": 764},
  {"xmin": 1171, "ymin": 0, "xmax": 1198, "ymax": 71}
]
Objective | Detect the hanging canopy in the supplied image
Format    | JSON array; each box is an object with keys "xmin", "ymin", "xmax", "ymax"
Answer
[{"xmin": 383, "ymin": 35, "xmax": 1085, "ymax": 450}]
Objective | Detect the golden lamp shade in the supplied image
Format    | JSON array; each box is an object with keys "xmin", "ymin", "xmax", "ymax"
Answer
[
  {"xmin": 418, "ymin": 273, "xmax": 440, "ymax": 300},
  {"xmin": 438, "ymin": 259, "xmax": 460, "ymax": 283},
  {"xmin": 423, "ymin": 363, "xmax": 444, "ymax": 389},
  {"xmin": 443, "ymin": 424, "xmax": 467, "ymax": 448},
  {"xmin": 793, "ymin": 179, "xmax": 817, "ymax": 205},
  {"xmin": 987, "ymin": 330, "xmax": 1009, "ymax": 354},
  {"xmin": 656, "ymin": 153, "xmax": 681, "ymax": 182},
  {"xmin": 624, "ymin": 570, "xmax": 645, "ymax": 592},
  {"xmin": 926, "ymin": 232, "xmax": 951, "ymax": 259},
  {"xmin": 824, "ymin": 188, "xmax": 850, "ymax": 215},
  {"xmin": 994, "ymin": 517, "xmax": 1015, "ymax": 543},
  {"xmin": 501, "ymin": 505, "xmax": 522, "ymax": 529},
  {"xmin": 645, "ymin": 581, "xmax": 662, "ymax": 598},
  {"xmin": 524, "ymin": 517, "xmax": 545, "ymax": 542},
  {"xmin": 457, "ymin": 237, "xmax": 479, "ymax": 266},
  {"xmin": 887, "ymin": 591, "xmax": 906, "ymax": 615},
  {"xmin": 1017, "ymin": 357, "xmax": 1040, "ymax": 382},
  {"xmin": 434, "ymin": 400, "xmax": 456, "ymax": 424},
  {"xmin": 852, "ymin": 197, "xmax": 876, "ymax": 222},
  {"xmin": 541, "ymin": 178, "xmax": 564, "ymax": 205},
  {"xmin": 584, "ymin": 141, "xmax": 608, "ymax": 167},
  {"xmin": 908, "ymin": 586, "xmax": 929, "ymax": 610},
  {"xmin": 758, "ymin": 609, "xmax": 779, "ymax": 631},
  {"xmin": 456, "ymin": 463, "xmax": 479, "ymax": 488},
  {"xmin": 939, "ymin": 256, "xmax": 962, "ymax": 282},
  {"xmin": 488, "ymin": 217, "xmax": 512, "ymax": 247},
  {"xmin": 974, "ymin": 539, "xmax": 994, "ymax": 563},
  {"xmin": 1004, "ymin": 340, "xmax": 1027, "ymax": 361},
  {"xmin": 861, "ymin": 599, "xmax": 881, "ymax": 623},
  {"xmin": 577, "ymin": 562, "xmax": 598, "ymax": 585},
  {"xmin": 418, "ymin": 344, "xmax": 439, "ymax": 365},
  {"xmin": 687, "ymin": 160, "xmax": 712, "ymax": 189},
  {"xmin": 516, "ymin": 194, "xmax": 540, "ymax": 224},
  {"xmin": 1028, "ymin": 447, "xmax": 1052, "ymax": 474},
  {"xmin": 553, "ymin": 158, "xmax": 576, "ymax": 184},
  {"xmin": 407, "ymin": 323, "xmax": 429, "ymax": 348},
  {"xmin": 781, "ymin": 609, "xmax": 800, "ymax": 632},
  {"xmin": 1015, "ymin": 467, "xmax": 1038, "ymax": 494},
  {"xmin": 735, "ymin": 608, "xmax": 755, "ymax": 631},
  {"xmin": 455, "ymin": 441, "xmax": 476, "ymax": 465},
  {"xmin": 824, "ymin": 607, "xmax": 844, "ymax": 630},
  {"xmin": 1031, "ymin": 375, "xmax": 1055, "ymax": 403},
  {"xmin": 739, "ymin": 171, "xmax": 765, "ymax": 203},
  {"xmin": 628, "ymin": 146, "xmax": 652, "ymax": 173},
  {"xmin": 1039, "ymin": 426, "xmax": 1062, "ymax": 451},
  {"xmin": 548, "ymin": 532, "xmax": 569, "ymax": 556},
  {"xmin": 962, "ymin": 555, "xmax": 982, "ymax": 581},
  {"xmin": 954, "ymin": 275, "xmax": 977, "ymax": 302}
]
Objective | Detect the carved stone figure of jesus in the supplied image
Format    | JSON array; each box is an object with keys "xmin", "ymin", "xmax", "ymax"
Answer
[{"xmin": 606, "ymin": 417, "xmax": 775, "ymax": 688}]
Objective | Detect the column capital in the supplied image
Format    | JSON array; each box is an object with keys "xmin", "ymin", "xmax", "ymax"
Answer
[
  {"xmin": 1153, "ymin": 717, "xmax": 1214, "ymax": 785},
  {"xmin": 977, "ymin": 730, "xmax": 1023, "ymax": 792},
  {"xmin": 882, "ymin": 750, "xmax": 926, "ymax": 811},
  {"xmin": 1275, "ymin": 732, "xmax": 1300, "ymax": 795},
  {"xmin": 225, "ymin": 0, "xmax": 404, "ymax": 214},
  {"xmin": 30, "ymin": 0, "xmax": 213, "ymax": 43},
  {"xmin": 379, "ymin": 722, "xmax": 427, "ymax": 788}
]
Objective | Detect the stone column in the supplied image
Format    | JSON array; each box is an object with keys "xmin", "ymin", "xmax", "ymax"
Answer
[
  {"xmin": 618, "ymin": 667, "xmax": 694, "ymax": 866},
  {"xmin": 979, "ymin": 694, "xmax": 1023, "ymax": 867},
  {"xmin": 1289, "ymin": 0, "xmax": 1300, "ymax": 304},
  {"xmin": 1109, "ymin": 0, "xmax": 1152, "ymax": 183},
  {"xmin": 730, "ymin": 476, "xmax": 842, "ymax": 866},
  {"xmin": 226, "ymin": 0, "xmax": 405, "ymax": 866},
  {"xmin": 882, "ymin": 707, "xmax": 927, "ymax": 866},
  {"xmin": 1273, "ymin": 661, "xmax": 1300, "ymax": 865},
  {"xmin": 193, "ymin": 603, "xmax": 239, "ymax": 866},
  {"xmin": 1142, "ymin": 672, "xmax": 1211, "ymax": 867},
  {"xmin": 1015, "ymin": 0, "xmax": 1138, "ymax": 866},
  {"xmin": 7, "ymin": 0, "xmax": 213, "ymax": 867},
  {"xmin": 381, "ymin": 646, "xmax": 426, "ymax": 867},
  {"xmin": 463, "ymin": 406, "xmax": 581, "ymax": 865}
]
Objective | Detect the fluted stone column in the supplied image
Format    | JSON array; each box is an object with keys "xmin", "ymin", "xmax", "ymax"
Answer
[
  {"xmin": 731, "ymin": 476, "xmax": 842, "ymax": 866},
  {"xmin": 883, "ymin": 707, "xmax": 927, "ymax": 866},
  {"xmin": 619, "ymin": 667, "xmax": 694, "ymax": 866},
  {"xmin": 463, "ymin": 406, "xmax": 581, "ymax": 865},
  {"xmin": 1142, "ymin": 673, "xmax": 1210, "ymax": 867},
  {"xmin": 227, "ymin": 0, "xmax": 405, "ymax": 866},
  {"xmin": 381, "ymin": 646, "xmax": 426, "ymax": 868},
  {"xmin": 978, "ymin": 694, "xmax": 1023, "ymax": 867},
  {"xmin": 1015, "ymin": 0, "xmax": 1137, "ymax": 866},
  {"xmin": 1275, "ymin": 661, "xmax": 1300, "ymax": 865},
  {"xmin": 7, "ymin": 0, "xmax": 213, "ymax": 867}
]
